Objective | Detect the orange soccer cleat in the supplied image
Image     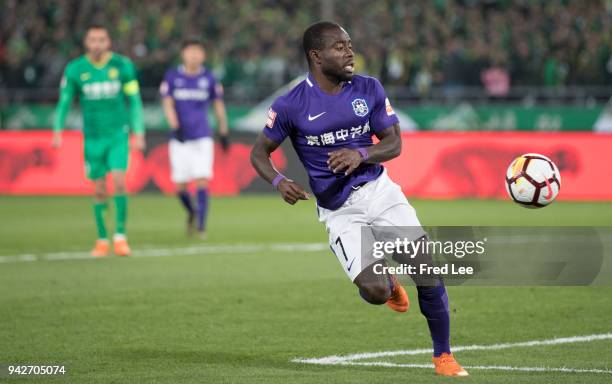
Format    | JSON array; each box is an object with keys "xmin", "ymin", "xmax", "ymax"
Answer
[
  {"xmin": 91, "ymin": 239, "xmax": 110, "ymax": 258},
  {"xmin": 113, "ymin": 236, "xmax": 131, "ymax": 257},
  {"xmin": 386, "ymin": 275, "xmax": 409, "ymax": 313},
  {"xmin": 432, "ymin": 353, "xmax": 469, "ymax": 377}
]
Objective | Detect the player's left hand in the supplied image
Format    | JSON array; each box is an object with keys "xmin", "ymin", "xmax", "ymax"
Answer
[
  {"xmin": 131, "ymin": 134, "xmax": 146, "ymax": 151},
  {"xmin": 327, "ymin": 148, "xmax": 363, "ymax": 175}
]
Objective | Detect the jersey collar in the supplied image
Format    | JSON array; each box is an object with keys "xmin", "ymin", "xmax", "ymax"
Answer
[
  {"xmin": 86, "ymin": 52, "xmax": 113, "ymax": 69},
  {"xmin": 306, "ymin": 72, "xmax": 351, "ymax": 97},
  {"xmin": 179, "ymin": 65, "xmax": 205, "ymax": 77}
]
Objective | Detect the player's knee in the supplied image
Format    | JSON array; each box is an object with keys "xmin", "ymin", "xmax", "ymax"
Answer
[
  {"xmin": 113, "ymin": 177, "xmax": 126, "ymax": 194},
  {"xmin": 113, "ymin": 171, "xmax": 126, "ymax": 195},
  {"xmin": 358, "ymin": 284, "xmax": 391, "ymax": 305},
  {"xmin": 114, "ymin": 183, "xmax": 126, "ymax": 195},
  {"xmin": 93, "ymin": 181, "xmax": 107, "ymax": 201},
  {"xmin": 94, "ymin": 188, "xmax": 107, "ymax": 201}
]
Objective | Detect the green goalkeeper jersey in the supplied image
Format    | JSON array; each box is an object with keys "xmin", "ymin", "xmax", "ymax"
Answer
[{"xmin": 54, "ymin": 53, "xmax": 144, "ymax": 136}]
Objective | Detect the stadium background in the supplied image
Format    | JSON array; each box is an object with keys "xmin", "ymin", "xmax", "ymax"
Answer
[{"xmin": 1, "ymin": 0, "xmax": 612, "ymax": 200}]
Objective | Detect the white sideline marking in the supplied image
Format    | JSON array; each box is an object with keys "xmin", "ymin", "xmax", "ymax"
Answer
[
  {"xmin": 292, "ymin": 333, "xmax": 612, "ymax": 374},
  {"xmin": 333, "ymin": 361, "xmax": 612, "ymax": 374},
  {"xmin": 0, "ymin": 242, "xmax": 328, "ymax": 263}
]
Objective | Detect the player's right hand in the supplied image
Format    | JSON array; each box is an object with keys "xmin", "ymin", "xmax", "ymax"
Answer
[
  {"xmin": 277, "ymin": 179, "xmax": 310, "ymax": 205},
  {"xmin": 171, "ymin": 127, "xmax": 185, "ymax": 143},
  {"xmin": 131, "ymin": 133, "xmax": 146, "ymax": 151},
  {"xmin": 51, "ymin": 132, "xmax": 62, "ymax": 148}
]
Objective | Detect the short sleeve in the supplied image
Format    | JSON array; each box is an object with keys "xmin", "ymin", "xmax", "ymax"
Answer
[
  {"xmin": 159, "ymin": 70, "xmax": 174, "ymax": 98},
  {"xmin": 60, "ymin": 63, "xmax": 77, "ymax": 94},
  {"xmin": 369, "ymin": 78, "xmax": 399, "ymax": 133},
  {"xmin": 209, "ymin": 74, "xmax": 223, "ymax": 100},
  {"xmin": 262, "ymin": 97, "xmax": 293, "ymax": 144},
  {"xmin": 121, "ymin": 58, "xmax": 137, "ymax": 82}
]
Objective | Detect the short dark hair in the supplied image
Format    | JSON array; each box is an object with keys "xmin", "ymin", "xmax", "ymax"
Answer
[
  {"xmin": 302, "ymin": 21, "xmax": 342, "ymax": 64},
  {"xmin": 85, "ymin": 24, "xmax": 108, "ymax": 34},
  {"xmin": 182, "ymin": 38, "xmax": 204, "ymax": 50}
]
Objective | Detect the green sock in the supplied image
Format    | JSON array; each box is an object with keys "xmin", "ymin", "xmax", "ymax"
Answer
[
  {"xmin": 114, "ymin": 194, "xmax": 128, "ymax": 235},
  {"xmin": 93, "ymin": 201, "xmax": 108, "ymax": 239}
]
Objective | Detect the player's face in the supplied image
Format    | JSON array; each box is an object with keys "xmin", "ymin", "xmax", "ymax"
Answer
[
  {"xmin": 84, "ymin": 29, "xmax": 111, "ymax": 58},
  {"xmin": 181, "ymin": 45, "xmax": 205, "ymax": 68},
  {"xmin": 318, "ymin": 28, "xmax": 354, "ymax": 82}
]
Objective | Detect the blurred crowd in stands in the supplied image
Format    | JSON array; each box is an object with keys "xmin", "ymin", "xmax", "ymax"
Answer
[{"xmin": 2, "ymin": 0, "xmax": 611, "ymax": 98}]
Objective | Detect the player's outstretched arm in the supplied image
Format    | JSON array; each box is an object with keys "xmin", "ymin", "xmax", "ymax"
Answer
[
  {"xmin": 327, "ymin": 123, "xmax": 401, "ymax": 175},
  {"xmin": 250, "ymin": 133, "xmax": 309, "ymax": 205}
]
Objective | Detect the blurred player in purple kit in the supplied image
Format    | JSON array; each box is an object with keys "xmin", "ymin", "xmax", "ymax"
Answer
[
  {"xmin": 160, "ymin": 39, "xmax": 229, "ymax": 238},
  {"xmin": 251, "ymin": 22, "xmax": 467, "ymax": 376}
]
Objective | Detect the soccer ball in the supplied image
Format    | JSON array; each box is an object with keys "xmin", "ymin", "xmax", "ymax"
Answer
[{"xmin": 505, "ymin": 153, "xmax": 561, "ymax": 208}]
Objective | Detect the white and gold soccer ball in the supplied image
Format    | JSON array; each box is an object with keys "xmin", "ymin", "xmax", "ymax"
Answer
[{"xmin": 505, "ymin": 153, "xmax": 561, "ymax": 208}]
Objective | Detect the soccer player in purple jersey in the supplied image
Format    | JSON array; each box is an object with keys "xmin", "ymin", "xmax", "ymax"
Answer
[
  {"xmin": 160, "ymin": 39, "xmax": 229, "ymax": 238},
  {"xmin": 251, "ymin": 22, "xmax": 468, "ymax": 377}
]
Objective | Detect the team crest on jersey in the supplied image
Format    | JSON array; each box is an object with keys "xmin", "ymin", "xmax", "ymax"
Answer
[
  {"xmin": 351, "ymin": 98, "xmax": 369, "ymax": 117},
  {"xmin": 80, "ymin": 72, "xmax": 91, "ymax": 81},
  {"xmin": 108, "ymin": 68, "xmax": 119, "ymax": 79}
]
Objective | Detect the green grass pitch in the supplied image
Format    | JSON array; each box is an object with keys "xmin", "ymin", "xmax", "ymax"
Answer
[{"xmin": 1, "ymin": 195, "xmax": 611, "ymax": 383}]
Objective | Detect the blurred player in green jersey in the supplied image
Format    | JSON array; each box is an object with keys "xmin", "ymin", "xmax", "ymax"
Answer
[{"xmin": 52, "ymin": 25, "xmax": 145, "ymax": 257}]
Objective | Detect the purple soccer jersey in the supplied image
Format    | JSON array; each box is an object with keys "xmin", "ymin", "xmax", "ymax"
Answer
[
  {"xmin": 264, "ymin": 74, "xmax": 399, "ymax": 210},
  {"xmin": 160, "ymin": 66, "xmax": 223, "ymax": 140}
]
